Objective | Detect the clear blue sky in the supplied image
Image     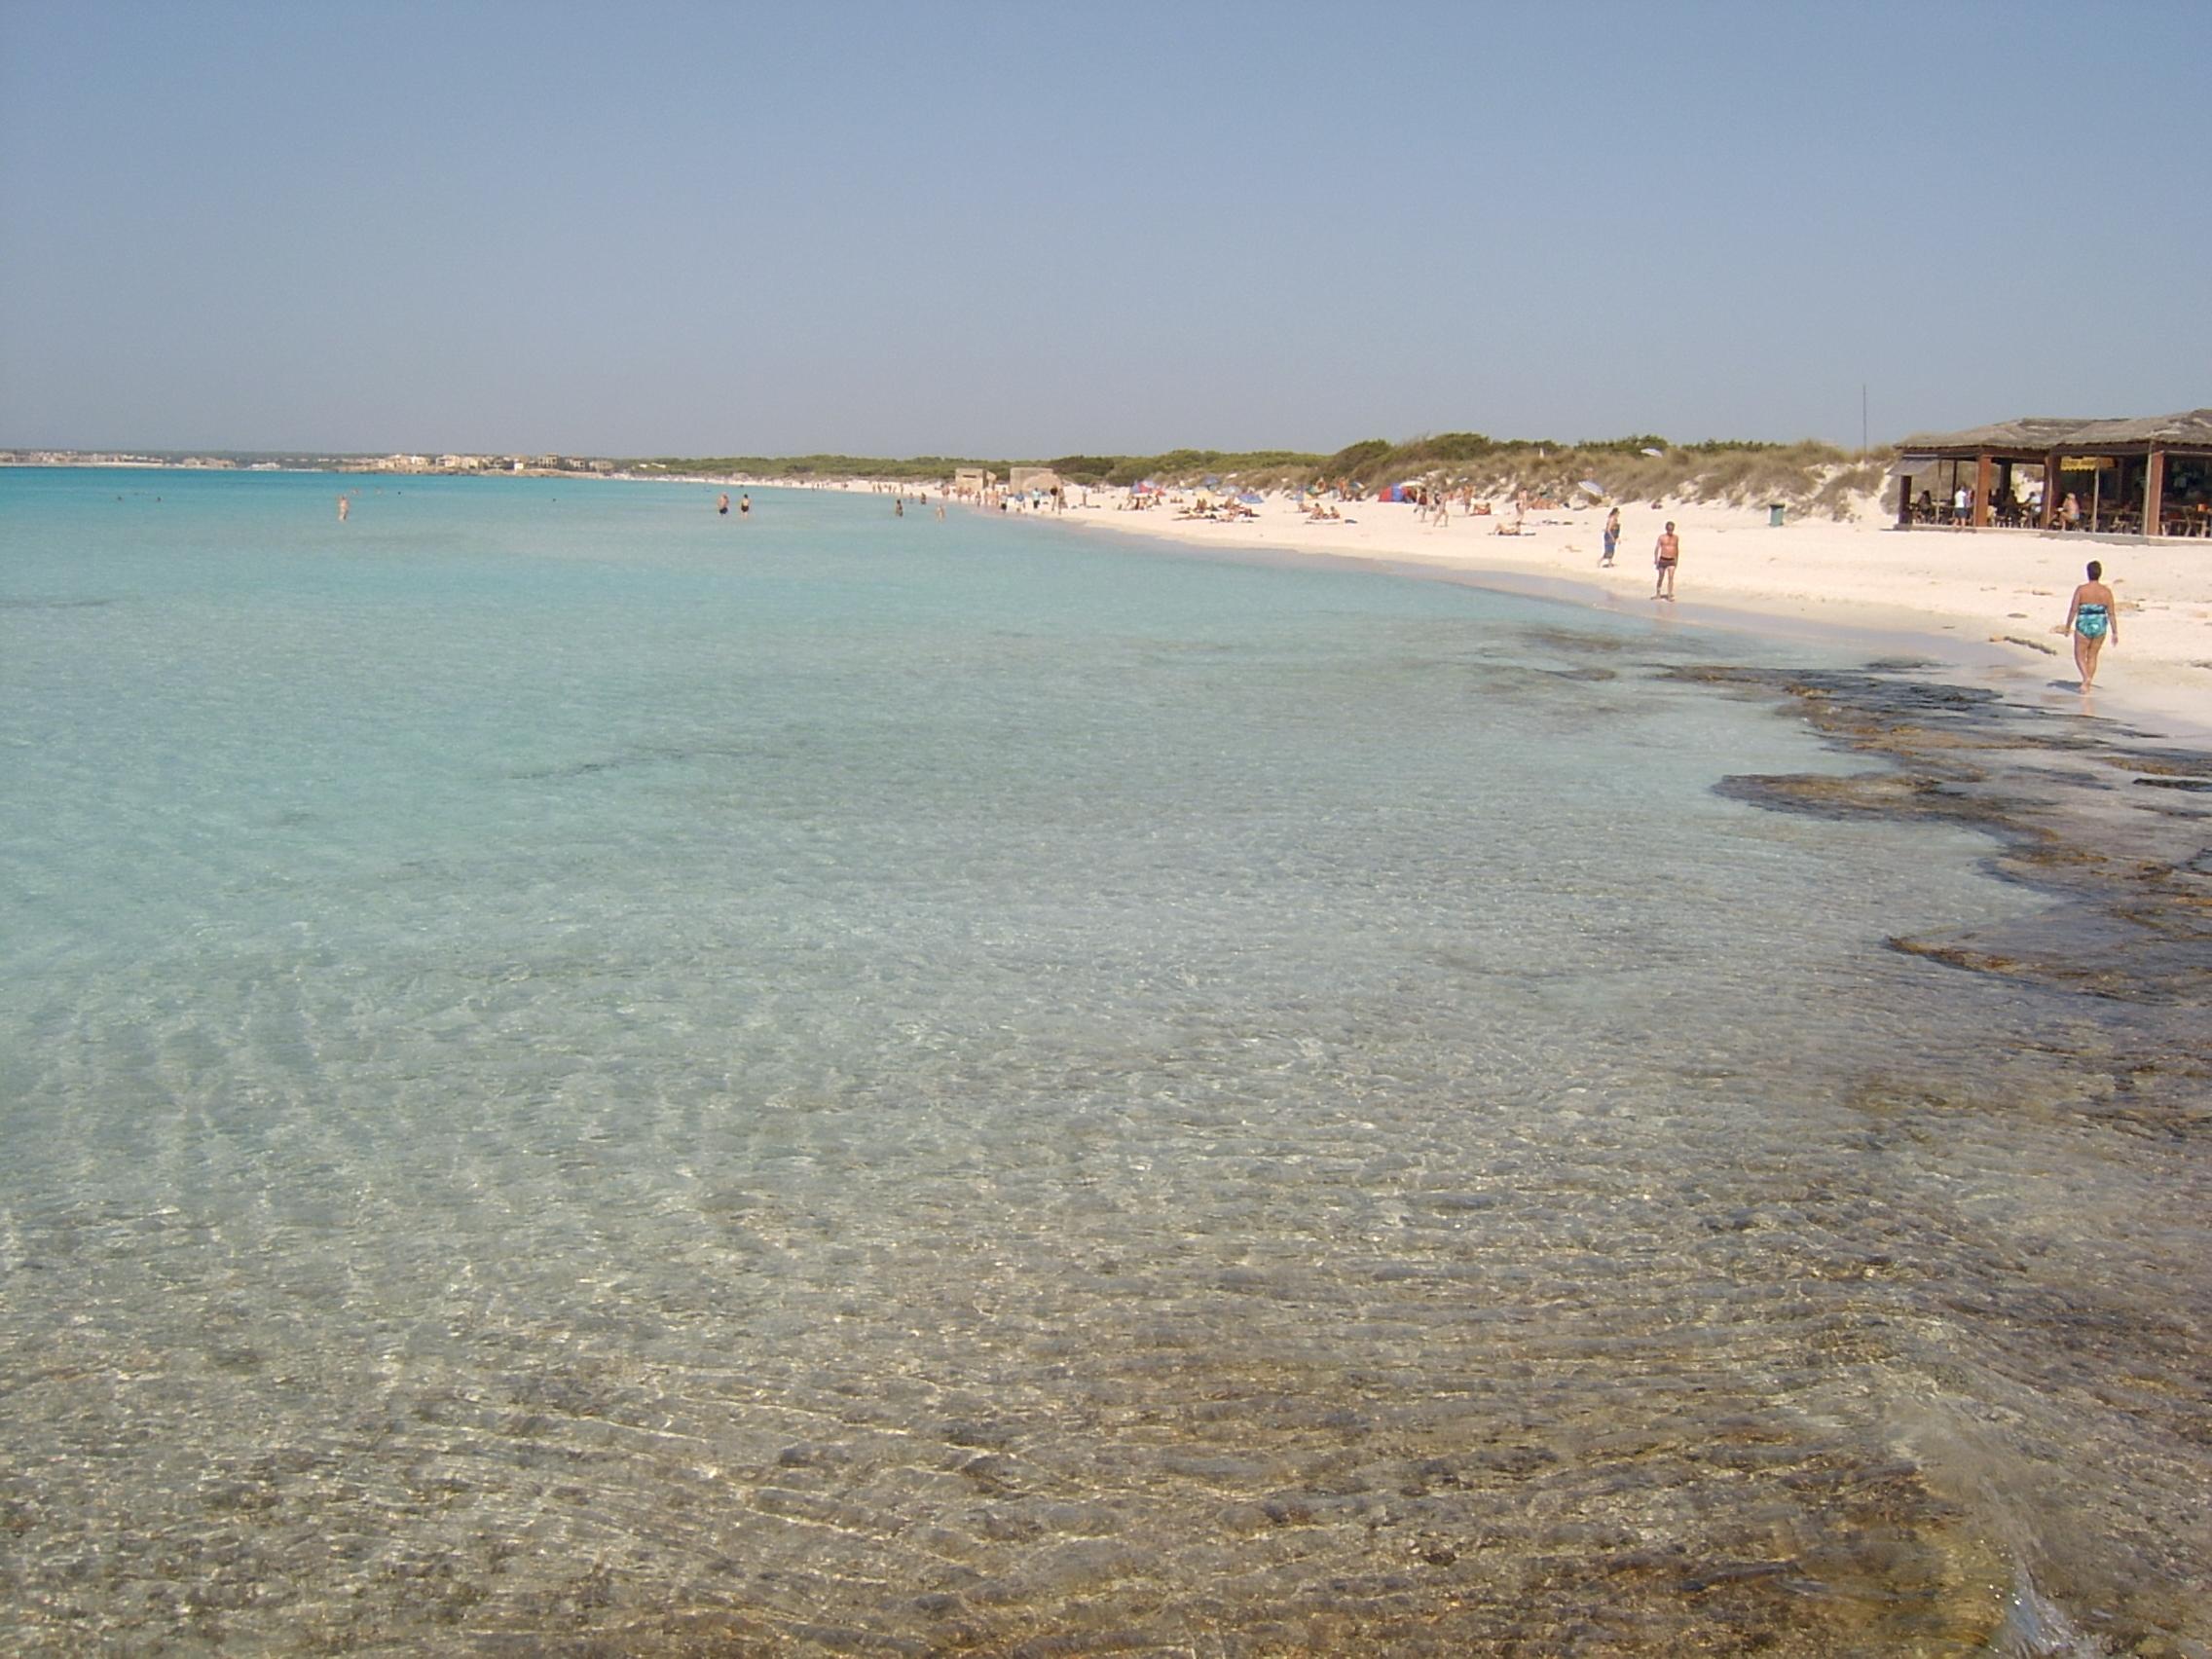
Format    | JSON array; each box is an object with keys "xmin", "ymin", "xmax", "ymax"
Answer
[{"xmin": 4, "ymin": 0, "xmax": 2204, "ymax": 457}]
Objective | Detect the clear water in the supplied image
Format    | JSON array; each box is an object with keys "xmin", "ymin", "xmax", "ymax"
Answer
[{"xmin": 2, "ymin": 468, "xmax": 2203, "ymax": 1653}]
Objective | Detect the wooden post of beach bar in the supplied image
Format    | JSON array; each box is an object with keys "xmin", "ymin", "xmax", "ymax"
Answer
[
  {"xmin": 1974, "ymin": 453, "xmax": 1993, "ymax": 527},
  {"xmin": 2043, "ymin": 449, "xmax": 2060, "ymax": 528},
  {"xmin": 2145, "ymin": 448, "xmax": 2166, "ymax": 536}
]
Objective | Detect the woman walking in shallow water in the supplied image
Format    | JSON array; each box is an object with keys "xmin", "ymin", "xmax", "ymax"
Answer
[{"xmin": 2060, "ymin": 559, "xmax": 2119, "ymax": 690}]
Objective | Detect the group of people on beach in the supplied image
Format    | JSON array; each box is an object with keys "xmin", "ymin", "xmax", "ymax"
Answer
[{"xmin": 1595, "ymin": 506, "xmax": 1681, "ymax": 600}]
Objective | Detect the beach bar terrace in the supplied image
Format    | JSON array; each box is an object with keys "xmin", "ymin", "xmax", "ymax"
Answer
[{"xmin": 1894, "ymin": 409, "xmax": 2212, "ymax": 536}]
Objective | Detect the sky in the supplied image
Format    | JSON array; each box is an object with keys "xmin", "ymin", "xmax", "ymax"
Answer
[{"xmin": 3, "ymin": 0, "xmax": 2205, "ymax": 458}]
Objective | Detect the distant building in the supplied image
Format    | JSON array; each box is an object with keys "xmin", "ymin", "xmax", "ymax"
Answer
[
  {"xmin": 1896, "ymin": 409, "xmax": 2212, "ymax": 535},
  {"xmin": 1008, "ymin": 467, "xmax": 1061, "ymax": 496}
]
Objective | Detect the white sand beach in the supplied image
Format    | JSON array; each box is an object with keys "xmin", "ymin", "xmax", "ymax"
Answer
[{"xmin": 1054, "ymin": 492, "xmax": 2212, "ymax": 742}]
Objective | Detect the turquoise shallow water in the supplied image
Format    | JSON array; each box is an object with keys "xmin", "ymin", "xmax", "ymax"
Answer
[{"xmin": 1, "ymin": 467, "xmax": 2203, "ymax": 1652}]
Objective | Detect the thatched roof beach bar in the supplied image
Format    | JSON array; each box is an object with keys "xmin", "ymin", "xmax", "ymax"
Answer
[{"xmin": 1894, "ymin": 409, "xmax": 2212, "ymax": 536}]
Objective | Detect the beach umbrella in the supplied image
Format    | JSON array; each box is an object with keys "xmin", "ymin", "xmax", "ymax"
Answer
[
  {"xmin": 1237, "ymin": 492, "xmax": 1264, "ymax": 504},
  {"xmin": 1578, "ymin": 480, "xmax": 1604, "ymax": 498}
]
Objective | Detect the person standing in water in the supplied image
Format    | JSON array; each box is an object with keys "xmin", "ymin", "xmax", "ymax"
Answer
[
  {"xmin": 337, "ymin": 494, "xmax": 350, "ymax": 522},
  {"xmin": 718, "ymin": 492, "xmax": 730, "ymax": 515},
  {"xmin": 739, "ymin": 494, "xmax": 751, "ymax": 515},
  {"xmin": 2060, "ymin": 559, "xmax": 2119, "ymax": 690},
  {"xmin": 1652, "ymin": 521, "xmax": 1679, "ymax": 600}
]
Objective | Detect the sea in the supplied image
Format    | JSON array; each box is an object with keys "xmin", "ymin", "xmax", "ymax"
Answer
[{"xmin": 2, "ymin": 466, "xmax": 2204, "ymax": 1655}]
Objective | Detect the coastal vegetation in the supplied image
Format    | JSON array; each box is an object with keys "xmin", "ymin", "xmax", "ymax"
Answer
[
  {"xmin": 627, "ymin": 435, "xmax": 1892, "ymax": 519},
  {"xmin": 11, "ymin": 439, "xmax": 1891, "ymax": 520},
  {"xmin": 1312, "ymin": 434, "xmax": 1889, "ymax": 519}
]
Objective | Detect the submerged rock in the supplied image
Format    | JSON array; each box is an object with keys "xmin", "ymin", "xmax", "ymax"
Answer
[{"xmin": 1677, "ymin": 664, "xmax": 2212, "ymax": 1012}]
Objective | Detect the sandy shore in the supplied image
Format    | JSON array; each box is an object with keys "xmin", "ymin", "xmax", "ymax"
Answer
[{"xmin": 1048, "ymin": 492, "xmax": 2212, "ymax": 743}]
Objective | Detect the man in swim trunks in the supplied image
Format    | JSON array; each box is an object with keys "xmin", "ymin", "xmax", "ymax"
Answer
[
  {"xmin": 2061, "ymin": 558, "xmax": 2119, "ymax": 691},
  {"xmin": 1652, "ymin": 522, "xmax": 1679, "ymax": 600}
]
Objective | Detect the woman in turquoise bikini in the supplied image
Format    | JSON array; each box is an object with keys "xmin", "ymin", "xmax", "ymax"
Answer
[{"xmin": 2061, "ymin": 559, "xmax": 2119, "ymax": 690}]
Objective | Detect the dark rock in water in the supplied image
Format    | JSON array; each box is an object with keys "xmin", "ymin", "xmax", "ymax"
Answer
[{"xmin": 1680, "ymin": 662, "xmax": 2212, "ymax": 1014}]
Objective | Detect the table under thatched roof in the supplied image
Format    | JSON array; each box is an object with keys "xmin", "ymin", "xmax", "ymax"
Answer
[{"xmin": 1890, "ymin": 409, "xmax": 2212, "ymax": 534}]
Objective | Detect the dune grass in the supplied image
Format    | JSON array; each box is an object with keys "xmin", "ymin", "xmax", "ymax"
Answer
[{"xmin": 624, "ymin": 436, "xmax": 1894, "ymax": 519}]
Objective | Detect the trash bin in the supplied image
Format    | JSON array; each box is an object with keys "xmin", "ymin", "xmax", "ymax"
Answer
[{"xmin": 1767, "ymin": 503, "xmax": 1786, "ymax": 527}]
